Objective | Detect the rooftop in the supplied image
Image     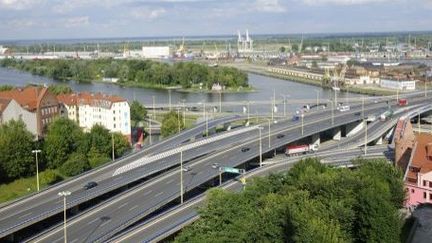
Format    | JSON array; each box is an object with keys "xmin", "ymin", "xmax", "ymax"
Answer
[
  {"xmin": 0, "ymin": 86, "xmax": 48, "ymax": 111},
  {"xmin": 57, "ymin": 92, "xmax": 127, "ymax": 108},
  {"xmin": 407, "ymin": 133, "xmax": 432, "ymax": 184}
]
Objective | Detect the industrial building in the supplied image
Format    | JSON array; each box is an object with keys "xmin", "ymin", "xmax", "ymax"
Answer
[{"xmin": 142, "ymin": 46, "xmax": 170, "ymax": 59}]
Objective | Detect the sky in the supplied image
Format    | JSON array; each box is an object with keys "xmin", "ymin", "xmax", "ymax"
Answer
[{"xmin": 0, "ymin": 0, "xmax": 431, "ymax": 40}]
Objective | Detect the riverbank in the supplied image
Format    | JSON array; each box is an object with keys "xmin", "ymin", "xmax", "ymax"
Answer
[{"xmin": 223, "ymin": 62, "xmax": 396, "ymax": 96}]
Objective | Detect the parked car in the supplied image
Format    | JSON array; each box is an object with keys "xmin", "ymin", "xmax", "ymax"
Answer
[
  {"xmin": 277, "ymin": 134, "xmax": 285, "ymax": 139},
  {"xmin": 182, "ymin": 166, "xmax": 191, "ymax": 172}
]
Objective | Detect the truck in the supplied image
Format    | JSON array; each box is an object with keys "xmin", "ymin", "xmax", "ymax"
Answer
[
  {"xmin": 380, "ymin": 110, "xmax": 394, "ymax": 121},
  {"xmin": 367, "ymin": 115, "xmax": 377, "ymax": 122},
  {"xmin": 398, "ymin": 99, "xmax": 408, "ymax": 106},
  {"xmin": 285, "ymin": 144, "xmax": 318, "ymax": 156}
]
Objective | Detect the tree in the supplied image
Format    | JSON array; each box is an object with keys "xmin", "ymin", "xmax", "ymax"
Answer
[
  {"xmin": 161, "ymin": 111, "xmax": 184, "ymax": 137},
  {"xmin": 44, "ymin": 118, "xmax": 84, "ymax": 169},
  {"xmin": 130, "ymin": 100, "xmax": 147, "ymax": 126},
  {"xmin": 279, "ymin": 46, "xmax": 286, "ymax": 53},
  {"xmin": 87, "ymin": 124, "xmax": 111, "ymax": 157},
  {"xmin": 59, "ymin": 152, "xmax": 90, "ymax": 177},
  {"xmin": 113, "ymin": 132, "xmax": 130, "ymax": 158},
  {"xmin": 0, "ymin": 120, "xmax": 35, "ymax": 182},
  {"xmin": 48, "ymin": 84, "xmax": 73, "ymax": 95}
]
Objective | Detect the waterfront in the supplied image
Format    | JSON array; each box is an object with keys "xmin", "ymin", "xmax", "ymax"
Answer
[{"xmin": 0, "ymin": 67, "xmax": 359, "ymax": 114}]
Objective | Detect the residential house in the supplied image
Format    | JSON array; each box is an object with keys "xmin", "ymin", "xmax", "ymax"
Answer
[
  {"xmin": 57, "ymin": 92, "xmax": 131, "ymax": 141},
  {"xmin": 0, "ymin": 86, "xmax": 59, "ymax": 137}
]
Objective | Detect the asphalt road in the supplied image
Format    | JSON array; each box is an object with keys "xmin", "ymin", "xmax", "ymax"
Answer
[
  {"xmin": 29, "ymin": 96, "xmax": 432, "ymax": 243},
  {"xmin": 0, "ymin": 114, "xmax": 248, "ymax": 238},
  {"xmin": 109, "ymin": 146, "xmax": 391, "ymax": 243}
]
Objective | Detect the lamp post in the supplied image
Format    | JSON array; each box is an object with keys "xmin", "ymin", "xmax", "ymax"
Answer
[
  {"xmin": 331, "ymin": 100, "xmax": 334, "ymax": 125},
  {"xmin": 180, "ymin": 149, "xmax": 184, "ymax": 204},
  {"xmin": 58, "ymin": 191, "xmax": 71, "ymax": 243},
  {"xmin": 111, "ymin": 133, "xmax": 115, "ymax": 161},
  {"xmin": 364, "ymin": 119, "xmax": 368, "ymax": 155},
  {"xmin": 219, "ymin": 91, "xmax": 222, "ymax": 113},
  {"xmin": 177, "ymin": 108, "xmax": 181, "ymax": 133},
  {"xmin": 362, "ymin": 96, "xmax": 365, "ymax": 119},
  {"xmin": 148, "ymin": 114, "xmax": 152, "ymax": 145},
  {"xmin": 258, "ymin": 126, "xmax": 263, "ymax": 167},
  {"xmin": 182, "ymin": 100, "xmax": 186, "ymax": 126},
  {"xmin": 314, "ymin": 90, "xmax": 320, "ymax": 108},
  {"xmin": 31, "ymin": 150, "xmax": 41, "ymax": 192},
  {"xmin": 301, "ymin": 113, "xmax": 305, "ymax": 135},
  {"xmin": 265, "ymin": 119, "xmax": 271, "ymax": 148},
  {"xmin": 280, "ymin": 94, "xmax": 290, "ymax": 117},
  {"xmin": 247, "ymin": 101, "xmax": 250, "ymax": 121}
]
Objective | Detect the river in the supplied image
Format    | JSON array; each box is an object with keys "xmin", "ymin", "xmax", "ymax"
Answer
[{"xmin": 0, "ymin": 67, "xmax": 358, "ymax": 114}]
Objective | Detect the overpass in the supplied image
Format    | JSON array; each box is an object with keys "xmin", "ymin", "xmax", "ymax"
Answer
[
  {"xmin": 26, "ymin": 95, "xmax": 432, "ymax": 242},
  {"xmin": 108, "ymin": 145, "xmax": 392, "ymax": 243}
]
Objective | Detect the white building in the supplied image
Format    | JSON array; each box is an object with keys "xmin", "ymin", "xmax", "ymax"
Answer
[
  {"xmin": 0, "ymin": 98, "xmax": 38, "ymax": 136},
  {"xmin": 142, "ymin": 46, "xmax": 170, "ymax": 59},
  {"xmin": 380, "ymin": 79, "xmax": 416, "ymax": 90},
  {"xmin": 0, "ymin": 45, "xmax": 9, "ymax": 55},
  {"xmin": 58, "ymin": 92, "xmax": 131, "ymax": 141}
]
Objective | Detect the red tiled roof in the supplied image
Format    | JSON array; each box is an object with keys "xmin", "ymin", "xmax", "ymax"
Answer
[
  {"xmin": 57, "ymin": 92, "xmax": 126, "ymax": 108},
  {"xmin": 0, "ymin": 86, "xmax": 48, "ymax": 111},
  {"xmin": 0, "ymin": 97, "xmax": 12, "ymax": 113},
  {"xmin": 407, "ymin": 133, "xmax": 432, "ymax": 184}
]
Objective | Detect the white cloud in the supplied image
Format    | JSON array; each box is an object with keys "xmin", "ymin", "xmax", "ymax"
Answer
[
  {"xmin": 0, "ymin": 0, "xmax": 43, "ymax": 10},
  {"xmin": 302, "ymin": 0, "xmax": 390, "ymax": 5},
  {"xmin": 63, "ymin": 16, "xmax": 90, "ymax": 28},
  {"xmin": 131, "ymin": 7, "xmax": 167, "ymax": 20},
  {"xmin": 252, "ymin": 0, "xmax": 286, "ymax": 13}
]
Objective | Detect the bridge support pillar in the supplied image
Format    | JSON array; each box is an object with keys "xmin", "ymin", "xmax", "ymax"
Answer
[
  {"xmin": 346, "ymin": 121, "xmax": 364, "ymax": 137},
  {"xmin": 223, "ymin": 122, "xmax": 231, "ymax": 131},
  {"xmin": 333, "ymin": 128, "xmax": 341, "ymax": 141},
  {"xmin": 311, "ymin": 133, "xmax": 320, "ymax": 147}
]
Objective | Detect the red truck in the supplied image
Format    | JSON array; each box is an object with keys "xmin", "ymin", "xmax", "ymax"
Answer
[
  {"xmin": 398, "ymin": 99, "xmax": 408, "ymax": 106},
  {"xmin": 285, "ymin": 144, "xmax": 318, "ymax": 156}
]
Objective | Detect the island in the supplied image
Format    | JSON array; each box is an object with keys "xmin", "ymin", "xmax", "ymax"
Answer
[{"xmin": 0, "ymin": 58, "xmax": 251, "ymax": 93}]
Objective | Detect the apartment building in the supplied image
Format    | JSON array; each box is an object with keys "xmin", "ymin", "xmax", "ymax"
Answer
[
  {"xmin": 58, "ymin": 92, "xmax": 131, "ymax": 140},
  {"xmin": 0, "ymin": 86, "xmax": 59, "ymax": 137}
]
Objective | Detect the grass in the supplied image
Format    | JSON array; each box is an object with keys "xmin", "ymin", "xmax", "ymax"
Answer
[{"xmin": 0, "ymin": 170, "xmax": 65, "ymax": 204}]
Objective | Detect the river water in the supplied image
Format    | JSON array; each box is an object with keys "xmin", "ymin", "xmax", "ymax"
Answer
[{"xmin": 0, "ymin": 67, "xmax": 358, "ymax": 114}]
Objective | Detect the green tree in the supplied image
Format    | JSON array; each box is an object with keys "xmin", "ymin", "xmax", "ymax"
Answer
[
  {"xmin": 0, "ymin": 120, "xmax": 35, "ymax": 182},
  {"xmin": 59, "ymin": 152, "xmax": 91, "ymax": 177},
  {"xmin": 279, "ymin": 46, "xmax": 286, "ymax": 53},
  {"xmin": 48, "ymin": 84, "xmax": 73, "ymax": 95},
  {"xmin": 44, "ymin": 118, "xmax": 84, "ymax": 169},
  {"xmin": 113, "ymin": 132, "xmax": 130, "ymax": 158},
  {"xmin": 130, "ymin": 100, "xmax": 147, "ymax": 126},
  {"xmin": 161, "ymin": 111, "xmax": 184, "ymax": 137}
]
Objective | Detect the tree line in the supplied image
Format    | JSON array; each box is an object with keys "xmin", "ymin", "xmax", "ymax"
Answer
[
  {"xmin": 176, "ymin": 158, "xmax": 405, "ymax": 243},
  {"xmin": 0, "ymin": 118, "xmax": 130, "ymax": 184},
  {"xmin": 0, "ymin": 58, "xmax": 249, "ymax": 89}
]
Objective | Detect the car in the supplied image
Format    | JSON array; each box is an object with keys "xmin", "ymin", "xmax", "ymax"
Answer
[
  {"xmin": 241, "ymin": 147, "xmax": 250, "ymax": 152},
  {"xmin": 211, "ymin": 163, "xmax": 220, "ymax": 169},
  {"xmin": 182, "ymin": 166, "xmax": 191, "ymax": 172},
  {"xmin": 83, "ymin": 181, "xmax": 98, "ymax": 190},
  {"xmin": 354, "ymin": 112, "xmax": 361, "ymax": 116},
  {"xmin": 277, "ymin": 134, "xmax": 285, "ymax": 139},
  {"xmin": 292, "ymin": 115, "xmax": 300, "ymax": 121}
]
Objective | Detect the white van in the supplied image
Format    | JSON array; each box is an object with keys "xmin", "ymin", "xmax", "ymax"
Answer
[{"xmin": 339, "ymin": 105, "xmax": 350, "ymax": 112}]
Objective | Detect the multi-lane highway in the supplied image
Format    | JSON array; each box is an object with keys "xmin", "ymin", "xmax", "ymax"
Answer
[
  {"xmin": 109, "ymin": 145, "xmax": 392, "ymax": 243},
  {"xmin": 0, "ymin": 114, "xmax": 250, "ymax": 239},
  {"xmin": 28, "ymin": 95, "xmax": 432, "ymax": 242}
]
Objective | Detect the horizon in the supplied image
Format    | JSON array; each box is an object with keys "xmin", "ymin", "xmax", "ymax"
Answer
[{"xmin": 1, "ymin": 0, "xmax": 432, "ymax": 42}]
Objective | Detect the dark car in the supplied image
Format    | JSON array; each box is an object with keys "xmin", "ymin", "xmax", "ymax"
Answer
[
  {"xmin": 277, "ymin": 134, "xmax": 285, "ymax": 139},
  {"xmin": 292, "ymin": 115, "xmax": 299, "ymax": 121},
  {"xmin": 83, "ymin": 181, "xmax": 98, "ymax": 190},
  {"xmin": 354, "ymin": 112, "xmax": 361, "ymax": 116},
  {"xmin": 241, "ymin": 147, "xmax": 250, "ymax": 152}
]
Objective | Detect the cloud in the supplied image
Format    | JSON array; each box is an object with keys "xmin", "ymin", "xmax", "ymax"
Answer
[
  {"xmin": 63, "ymin": 16, "xmax": 90, "ymax": 28},
  {"xmin": 131, "ymin": 7, "xmax": 167, "ymax": 20},
  {"xmin": 0, "ymin": 0, "xmax": 43, "ymax": 10},
  {"xmin": 302, "ymin": 0, "xmax": 390, "ymax": 5},
  {"xmin": 252, "ymin": 0, "xmax": 286, "ymax": 12}
]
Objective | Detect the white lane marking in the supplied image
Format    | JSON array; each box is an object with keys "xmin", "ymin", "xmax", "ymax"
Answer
[
  {"xmin": 70, "ymin": 239, "xmax": 79, "ymax": 243},
  {"xmin": 165, "ymin": 179, "xmax": 174, "ymax": 185},
  {"xmin": 86, "ymin": 217, "xmax": 100, "ymax": 225},
  {"xmin": 154, "ymin": 192, "xmax": 164, "ymax": 198},
  {"xmin": 18, "ymin": 212, "xmax": 32, "ymax": 219},
  {"xmin": 52, "ymin": 237, "xmax": 63, "ymax": 243},
  {"xmin": 100, "ymin": 219, "xmax": 112, "ymax": 227},
  {"xmin": 143, "ymin": 190, "xmax": 153, "ymax": 196},
  {"xmin": 117, "ymin": 202, "xmax": 129, "ymax": 209},
  {"xmin": 128, "ymin": 205, "xmax": 139, "ymax": 212}
]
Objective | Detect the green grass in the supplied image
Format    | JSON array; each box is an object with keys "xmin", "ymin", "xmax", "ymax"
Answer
[{"xmin": 0, "ymin": 170, "xmax": 65, "ymax": 204}]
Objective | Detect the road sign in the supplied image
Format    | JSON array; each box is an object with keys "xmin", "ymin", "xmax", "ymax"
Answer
[{"xmin": 219, "ymin": 167, "xmax": 244, "ymax": 174}]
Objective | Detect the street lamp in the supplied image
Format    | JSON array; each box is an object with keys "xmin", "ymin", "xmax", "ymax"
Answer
[
  {"xmin": 280, "ymin": 94, "xmax": 290, "ymax": 117},
  {"xmin": 219, "ymin": 91, "xmax": 222, "ymax": 113},
  {"xmin": 314, "ymin": 90, "xmax": 320, "ymax": 108},
  {"xmin": 168, "ymin": 89, "xmax": 172, "ymax": 111},
  {"xmin": 31, "ymin": 149, "xmax": 41, "ymax": 192},
  {"xmin": 258, "ymin": 126, "xmax": 264, "ymax": 167},
  {"xmin": 148, "ymin": 114, "xmax": 153, "ymax": 145},
  {"xmin": 301, "ymin": 113, "xmax": 305, "ymax": 135},
  {"xmin": 265, "ymin": 119, "xmax": 271, "ymax": 148},
  {"xmin": 179, "ymin": 149, "xmax": 184, "ymax": 204},
  {"xmin": 111, "ymin": 133, "xmax": 115, "ymax": 161},
  {"xmin": 364, "ymin": 119, "xmax": 368, "ymax": 155},
  {"xmin": 58, "ymin": 191, "xmax": 71, "ymax": 243},
  {"xmin": 331, "ymin": 100, "xmax": 334, "ymax": 125}
]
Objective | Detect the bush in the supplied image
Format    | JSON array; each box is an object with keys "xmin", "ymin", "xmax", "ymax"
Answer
[
  {"xmin": 39, "ymin": 169, "xmax": 62, "ymax": 186},
  {"xmin": 89, "ymin": 155, "xmax": 111, "ymax": 168},
  {"xmin": 60, "ymin": 153, "xmax": 90, "ymax": 177}
]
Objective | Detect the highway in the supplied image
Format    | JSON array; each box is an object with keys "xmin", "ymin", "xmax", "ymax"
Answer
[
  {"xmin": 28, "ymin": 96, "xmax": 432, "ymax": 242},
  {"xmin": 0, "ymin": 114, "xmax": 250, "ymax": 238},
  {"xmin": 109, "ymin": 145, "xmax": 392, "ymax": 243}
]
